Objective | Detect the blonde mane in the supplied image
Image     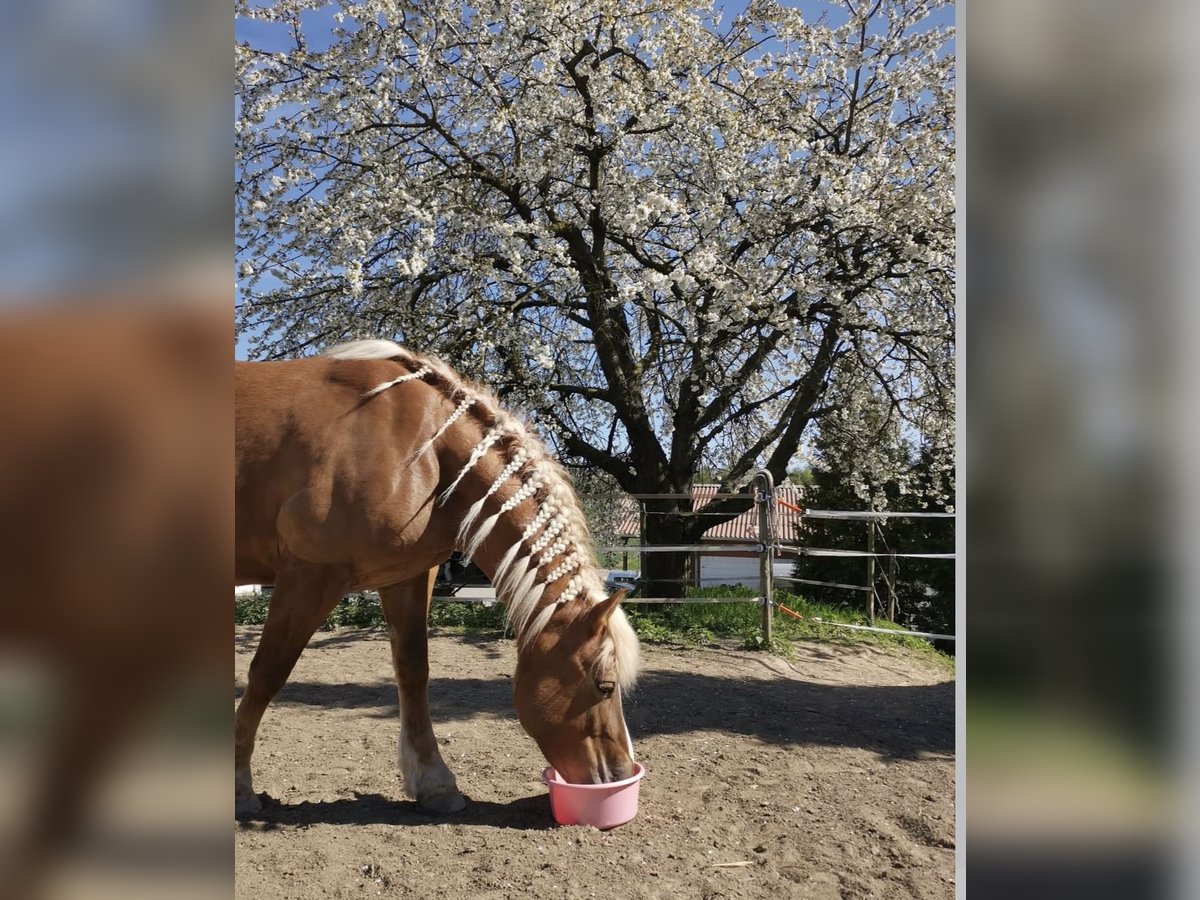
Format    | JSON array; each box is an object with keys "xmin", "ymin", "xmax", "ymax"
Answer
[{"xmin": 325, "ymin": 339, "xmax": 639, "ymax": 690}]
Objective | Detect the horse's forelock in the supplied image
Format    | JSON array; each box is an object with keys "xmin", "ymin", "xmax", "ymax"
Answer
[
  {"xmin": 603, "ymin": 604, "xmax": 641, "ymax": 692},
  {"xmin": 584, "ymin": 600, "xmax": 640, "ymax": 694}
]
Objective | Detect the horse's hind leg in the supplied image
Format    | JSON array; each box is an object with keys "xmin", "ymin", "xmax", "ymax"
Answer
[
  {"xmin": 234, "ymin": 564, "xmax": 349, "ymax": 815},
  {"xmin": 379, "ymin": 569, "xmax": 466, "ymax": 814}
]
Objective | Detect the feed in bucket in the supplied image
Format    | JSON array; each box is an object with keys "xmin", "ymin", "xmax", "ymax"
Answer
[{"xmin": 540, "ymin": 763, "xmax": 645, "ymax": 829}]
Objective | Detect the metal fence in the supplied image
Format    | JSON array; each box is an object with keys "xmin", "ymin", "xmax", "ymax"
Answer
[{"xmin": 437, "ymin": 469, "xmax": 956, "ymax": 645}]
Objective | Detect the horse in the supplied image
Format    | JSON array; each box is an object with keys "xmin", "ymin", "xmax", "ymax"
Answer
[
  {"xmin": 235, "ymin": 339, "xmax": 640, "ymax": 815},
  {"xmin": 0, "ymin": 308, "xmax": 230, "ymax": 899}
]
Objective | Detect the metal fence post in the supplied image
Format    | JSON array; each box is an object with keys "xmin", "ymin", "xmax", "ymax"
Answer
[
  {"xmin": 754, "ymin": 469, "xmax": 775, "ymax": 647},
  {"xmin": 886, "ymin": 550, "xmax": 897, "ymax": 622},
  {"xmin": 865, "ymin": 517, "xmax": 876, "ymax": 624}
]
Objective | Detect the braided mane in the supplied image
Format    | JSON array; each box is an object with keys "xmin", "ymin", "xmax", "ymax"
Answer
[{"xmin": 325, "ymin": 340, "xmax": 638, "ymax": 690}]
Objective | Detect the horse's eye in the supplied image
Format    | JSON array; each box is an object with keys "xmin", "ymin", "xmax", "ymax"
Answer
[{"xmin": 596, "ymin": 680, "xmax": 616, "ymax": 697}]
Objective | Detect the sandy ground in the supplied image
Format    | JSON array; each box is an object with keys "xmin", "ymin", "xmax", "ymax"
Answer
[{"xmin": 235, "ymin": 628, "xmax": 955, "ymax": 899}]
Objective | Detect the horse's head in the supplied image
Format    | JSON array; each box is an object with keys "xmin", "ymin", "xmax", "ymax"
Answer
[{"xmin": 512, "ymin": 589, "xmax": 639, "ymax": 785}]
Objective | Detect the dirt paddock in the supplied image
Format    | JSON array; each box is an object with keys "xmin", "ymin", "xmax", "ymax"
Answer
[{"xmin": 235, "ymin": 627, "xmax": 955, "ymax": 899}]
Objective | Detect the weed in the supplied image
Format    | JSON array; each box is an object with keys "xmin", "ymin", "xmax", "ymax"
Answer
[{"xmin": 234, "ymin": 592, "xmax": 270, "ymax": 626}]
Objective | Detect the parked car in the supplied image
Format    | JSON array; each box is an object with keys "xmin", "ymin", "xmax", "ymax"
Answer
[
  {"xmin": 434, "ymin": 553, "xmax": 489, "ymax": 595},
  {"xmin": 604, "ymin": 570, "xmax": 641, "ymax": 596}
]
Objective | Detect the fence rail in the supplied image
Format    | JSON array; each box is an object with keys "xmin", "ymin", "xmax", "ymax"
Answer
[
  {"xmin": 593, "ymin": 543, "xmax": 761, "ymax": 553},
  {"xmin": 429, "ymin": 595, "xmax": 764, "ymax": 605},
  {"xmin": 800, "ymin": 509, "xmax": 954, "ymax": 520},
  {"xmin": 775, "ymin": 574, "xmax": 873, "ymax": 593},
  {"xmin": 777, "ymin": 546, "xmax": 956, "ymax": 560},
  {"xmin": 247, "ymin": 472, "xmax": 955, "ymax": 646}
]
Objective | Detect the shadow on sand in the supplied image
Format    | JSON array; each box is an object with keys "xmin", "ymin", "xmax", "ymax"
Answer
[
  {"xmin": 235, "ymin": 790, "xmax": 554, "ymax": 831},
  {"xmin": 246, "ymin": 667, "xmax": 952, "ymax": 761}
]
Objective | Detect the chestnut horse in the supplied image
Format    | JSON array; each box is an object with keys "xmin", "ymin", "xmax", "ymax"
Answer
[
  {"xmin": 235, "ymin": 340, "xmax": 639, "ymax": 814},
  {"xmin": 0, "ymin": 309, "xmax": 229, "ymax": 900}
]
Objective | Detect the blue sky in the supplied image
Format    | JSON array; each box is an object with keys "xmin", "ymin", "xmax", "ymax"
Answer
[{"xmin": 235, "ymin": 1, "xmax": 954, "ymax": 54}]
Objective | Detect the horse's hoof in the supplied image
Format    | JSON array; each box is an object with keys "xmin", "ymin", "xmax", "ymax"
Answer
[
  {"xmin": 418, "ymin": 789, "xmax": 466, "ymax": 814},
  {"xmin": 235, "ymin": 791, "xmax": 264, "ymax": 817}
]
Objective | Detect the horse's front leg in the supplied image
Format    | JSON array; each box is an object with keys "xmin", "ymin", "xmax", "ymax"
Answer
[
  {"xmin": 236, "ymin": 563, "xmax": 351, "ymax": 815},
  {"xmin": 379, "ymin": 569, "xmax": 466, "ymax": 813}
]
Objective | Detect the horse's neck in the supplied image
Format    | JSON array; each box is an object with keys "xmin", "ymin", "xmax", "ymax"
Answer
[
  {"xmin": 461, "ymin": 512, "xmax": 526, "ymax": 584},
  {"xmin": 446, "ymin": 460, "xmax": 599, "ymax": 644}
]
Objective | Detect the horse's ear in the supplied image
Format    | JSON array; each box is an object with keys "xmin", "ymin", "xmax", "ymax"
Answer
[{"xmin": 589, "ymin": 589, "xmax": 628, "ymax": 631}]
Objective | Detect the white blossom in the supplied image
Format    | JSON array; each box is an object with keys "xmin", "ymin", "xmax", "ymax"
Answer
[{"xmin": 235, "ymin": 0, "xmax": 955, "ymax": 499}]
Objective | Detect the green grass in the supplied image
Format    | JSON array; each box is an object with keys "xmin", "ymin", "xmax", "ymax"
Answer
[
  {"xmin": 234, "ymin": 591, "xmax": 391, "ymax": 630},
  {"xmin": 624, "ymin": 585, "xmax": 952, "ymax": 665},
  {"xmin": 233, "ymin": 585, "xmax": 952, "ymax": 666},
  {"xmin": 234, "ymin": 591, "xmax": 271, "ymax": 626},
  {"xmin": 234, "ymin": 591, "xmax": 508, "ymax": 633},
  {"xmin": 427, "ymin": 598, "xmax": 507, "ymax": 631}
]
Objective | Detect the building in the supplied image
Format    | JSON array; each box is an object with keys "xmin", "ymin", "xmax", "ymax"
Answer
[{"xmin": 613, "ymin": 484, "xmax": 805, "ymax": 589}]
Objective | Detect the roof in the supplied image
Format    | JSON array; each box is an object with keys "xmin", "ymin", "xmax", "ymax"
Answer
[{"xmin": 613, "ymin": 484, "xmax": 806, "ymax": 544}]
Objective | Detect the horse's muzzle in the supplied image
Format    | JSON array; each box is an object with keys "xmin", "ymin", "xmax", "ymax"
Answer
[{"xmin": 591, "ymin": 754, "xmax": 635, "ymax": 784}]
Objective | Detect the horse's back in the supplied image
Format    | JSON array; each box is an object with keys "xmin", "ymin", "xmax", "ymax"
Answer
[{"xmin": 235, "ymin": 355, "xmax": 450, "ymax": 585}]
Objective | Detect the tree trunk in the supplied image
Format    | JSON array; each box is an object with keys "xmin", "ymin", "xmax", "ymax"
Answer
[{"xmin": 639, "ymin": 499, "xmax": 691, "ymax": 599}]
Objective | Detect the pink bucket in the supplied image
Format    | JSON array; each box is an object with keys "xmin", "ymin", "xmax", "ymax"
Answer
[{"xmin": 540, "ymin": 763, "xmax": 646, "ymax": 829}]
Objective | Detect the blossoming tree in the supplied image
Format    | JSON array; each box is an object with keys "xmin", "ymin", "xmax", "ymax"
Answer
[{"xmin": 236, "ymin": 0, "xmax": 955, "ymax": 595}]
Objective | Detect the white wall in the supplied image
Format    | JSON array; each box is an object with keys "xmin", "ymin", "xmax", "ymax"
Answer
[{"xmin": 697, "ymin": 555, "xmax": 793, "ymax": 589}]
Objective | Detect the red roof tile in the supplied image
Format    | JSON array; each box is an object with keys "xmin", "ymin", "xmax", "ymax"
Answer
[{"xmin": 613, "ymin": 484, "xmax": 806, "ymax": 544}]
